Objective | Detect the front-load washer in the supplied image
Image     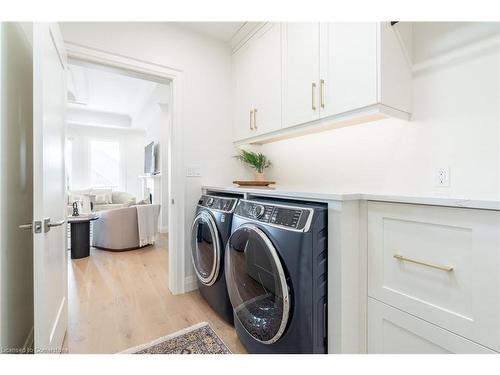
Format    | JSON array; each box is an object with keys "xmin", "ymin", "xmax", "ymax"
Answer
[
  {"xmin": 225, "ymin": 198, "xmax": 328, "ymax": 353},
  {"xmin": 191, "ymin": 194, "xmax": 240, "ymax": 325}
]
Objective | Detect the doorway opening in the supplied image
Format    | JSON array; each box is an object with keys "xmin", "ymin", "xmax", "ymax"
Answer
[
  {"xmin": 65, "ymin": 61, "xmax": 170, "ymax": 230},
  {"xmin": 63, "ymin": 56, "xmax": 178, "ymax": 353}
]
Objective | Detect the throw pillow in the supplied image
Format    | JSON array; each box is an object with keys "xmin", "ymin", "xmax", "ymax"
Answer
[
  {"xmin": 91, "ymin": 188, "xmax": 113, "ymax": 204},
  {"xmin": 94, "ymin": 193, "xmax": 108, "ymax": 204},
  {"xmin": 68, "ymin": 189, "xmax": 91, "ymax": 204}
]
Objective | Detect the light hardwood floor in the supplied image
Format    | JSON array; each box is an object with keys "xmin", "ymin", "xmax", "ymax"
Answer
[{"xmin": 63, "ymin": 234, "xmax": 246, "ymax": 353}]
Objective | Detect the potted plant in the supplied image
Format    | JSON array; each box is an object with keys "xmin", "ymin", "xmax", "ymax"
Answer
[{"xmin": 234, "ymin": 149, "xmax": 271, "ymax": 181}]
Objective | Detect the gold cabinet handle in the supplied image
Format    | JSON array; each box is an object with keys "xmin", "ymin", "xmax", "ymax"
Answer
[
  {"xmin": 393, "ymin": 254, "xmax": 454, "ymax": 272},
  {"xmin": 320, "ymin": 79, "xmax": 325, "ymax": 109},
  {"xmin": 249, "ymin": 109, "xmax": 254, "ymax": 130},
  {"xmin": 253, "ymin": 108, "xmax": 258, "ymax": 130},
  {"xmin": 311, "ymin": 82, "xmax": 317, "ymax": 111}
]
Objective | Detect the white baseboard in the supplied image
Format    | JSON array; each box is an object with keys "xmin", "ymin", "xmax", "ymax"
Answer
[
  {"xmin": 184, "ymin": 275, "xmax": 198, "ymax": 293},
  {"xmin": 159, "ymin": 225, "xmax": 168, "ymax": 234},
  {"xmin": 22, "ymin": 326, "xmax": 34, "ymax": 353}
]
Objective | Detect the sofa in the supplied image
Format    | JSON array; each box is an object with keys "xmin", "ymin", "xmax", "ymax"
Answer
[
  {"xmin": 95, "ymin": 191, "xmax": 137, "ymax": 211},
  {"xmin": 67, "ymin": 188, "xmax": 136, "ymax": 215},
  {"xmin": 92, "ymin": 204, "xmax": 160, "ymax": 251}
]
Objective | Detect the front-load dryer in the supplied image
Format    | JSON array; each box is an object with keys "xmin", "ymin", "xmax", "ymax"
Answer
[
  {"xmin": 225, "ymin": 198, "xmax": 328, "ymax": 353},
  {"xmin": 191, "ymin": 194, "xmax": 239, "ymax": 325}
]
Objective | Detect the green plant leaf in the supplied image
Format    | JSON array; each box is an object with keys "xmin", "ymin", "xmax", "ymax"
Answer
[{"xmin": 234, "ymin": 150, "xmax": 271, "ymax": 173}]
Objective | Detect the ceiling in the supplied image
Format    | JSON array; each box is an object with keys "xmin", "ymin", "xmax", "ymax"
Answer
[
  {"xmin": 67, "ymin": 63, "xmax": 160, "ymax": 129},
  {"xmin": 178, "ymin": 22, "xmax": 245, "ymax": 43}
]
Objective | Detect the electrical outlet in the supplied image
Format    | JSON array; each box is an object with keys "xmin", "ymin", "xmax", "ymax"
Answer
[{"xmin": 435, "ymin": 167, "xmax": 450, "ymax": 187}]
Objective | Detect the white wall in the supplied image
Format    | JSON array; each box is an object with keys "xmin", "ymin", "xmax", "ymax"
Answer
[
  {"xmin": 251, "ymin": 23, "xmax": 500, "ymax": 200},
  {"xmin": 67, "ymin": 124, "xmax": 146, "ymax": 198},
  {"xmin": 136, "ymin": 83, "xmax": 171, "ymax": 230},
  {"xmin": 60, "ymin": 22, "xmax": 238, "ymax": 279},
  {"xmin": 0, "ymin": 22, "xmax": 34, "ymax": 351}
]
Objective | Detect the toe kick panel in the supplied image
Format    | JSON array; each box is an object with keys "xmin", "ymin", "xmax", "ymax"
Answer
[{"xmin": 367, "ymin": 201, "xmax": 500, "ymax": 351}]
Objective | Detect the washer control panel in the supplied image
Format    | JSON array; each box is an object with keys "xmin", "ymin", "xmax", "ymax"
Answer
[
  {"xmin": 198, "ymin": 195, "xmax": 237, "ymax": 212},
  {"xmin": 235, "ymin": 200, "xmax": 312, "ymax": 231}
]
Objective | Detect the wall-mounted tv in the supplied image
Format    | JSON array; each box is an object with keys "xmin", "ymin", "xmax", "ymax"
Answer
[{"xmin": 144, "ymin": 141, "xmax": 157, "ymax": 175}]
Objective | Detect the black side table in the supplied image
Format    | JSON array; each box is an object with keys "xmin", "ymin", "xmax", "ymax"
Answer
[{"xmin": 68, "ymin": 215, "xmax": 99, "ymax": 259}]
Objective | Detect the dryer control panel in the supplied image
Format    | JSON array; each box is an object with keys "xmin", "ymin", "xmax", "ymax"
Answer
[
  {"xmin": 198, "ymin": 195, "xmax": 237, "ymax": 212},
  {"xmin": 235, "ymin": 200, "xmax": 312, "ymax": 231}
]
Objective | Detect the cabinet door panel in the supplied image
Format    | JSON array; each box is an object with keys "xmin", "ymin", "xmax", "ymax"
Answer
[
  {"xmin": 368, "ymin": 202, "xmax": 500, "ymax": 351},
  {"xmin": 282, "ymin": 22, "xmax": 320, "ymax": 129},
  {"xmin": 253, "ymin": 23, "xmax": 282, "ymax": 135},
  {"xmin": 233, "ymin": 41, "xmax": 256, "ymax": 141},
  {"xmin": 320, "ymin": 22, "xmax": 377, "ymax": 117}
]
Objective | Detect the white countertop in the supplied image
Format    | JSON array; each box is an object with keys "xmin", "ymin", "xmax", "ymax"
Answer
[{"xmin": 202, "ymin": 185, "xmax": 500, "ymax": 211}]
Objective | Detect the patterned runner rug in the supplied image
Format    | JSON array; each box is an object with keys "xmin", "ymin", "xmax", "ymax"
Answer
[{"xmin": 120, "ymin": 322, "xmax": 232, "ymax": 354}]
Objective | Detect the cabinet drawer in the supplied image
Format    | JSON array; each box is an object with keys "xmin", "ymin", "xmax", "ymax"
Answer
[
  {"xmin": 367, "ymin": 201, "xmax": 500, "ymax": 351},
  {"xmin": 368, "ymin": 298, "xmax": 495, "ymax": 354}
]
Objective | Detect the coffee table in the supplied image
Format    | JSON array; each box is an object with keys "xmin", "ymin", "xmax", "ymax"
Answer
[{"xmin": 68, "ymin": 214, "xmax": 99, "ymax": 259}]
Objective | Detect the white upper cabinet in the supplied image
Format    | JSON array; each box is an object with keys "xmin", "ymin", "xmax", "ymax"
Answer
[
  {"xmin": 252, "ymin": 23, "xmax": 282, "ymax": 136},
  {"xmin": 232, "ymin": 22, "xmax": 412, "ymax": 144},
  {"xmin": 233, "ymin": 37, "xmax": 257, "ymax": 141},
  {"xmin": 282, "ymin": 23, "xmax": 321, "ymax": 128},
  {"xmin": 319, "ymin": 22, "xmax": 377, "ymax": 117},
  {"xmin": 232, "ymin": 23, "xmax": 281, "ymax": 141}
]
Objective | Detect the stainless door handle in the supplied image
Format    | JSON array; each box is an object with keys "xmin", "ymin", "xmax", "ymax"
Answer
[
  {"xmin": 19, "ymin": 220, "xmax": 43, "ymax": 233},
  {"xmin": 253, "ymin": 108, "xmax": 258, "ymax": 130},
  {"xmin": 43, "ymin": 218, "xmax": 66, "ymax": 233},
  {"xmin": 48, "ymin": 220, "xmax": 66, "ymax": 227}
]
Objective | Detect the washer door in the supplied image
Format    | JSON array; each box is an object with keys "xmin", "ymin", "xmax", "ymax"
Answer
[
  {"xmin": 225, "ymin": 224, "xmax": 290, "ymax": 344},
  {"xmin": 191, "ymin": 211, "xmax": 221, "ymax": 286}
]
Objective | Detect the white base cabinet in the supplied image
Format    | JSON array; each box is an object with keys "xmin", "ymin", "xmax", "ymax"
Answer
[
  {"xmin": 368, "ymin": 298, "xmax": 495, "ymax": 354},
  {"xmin": 367, "ymin": 201, "xmax": 500, "ymax": 353}
]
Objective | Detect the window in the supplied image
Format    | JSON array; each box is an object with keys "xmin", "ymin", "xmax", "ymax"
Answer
[{"xmin": 90, "ymin": 140, "xmax": 120, "ymax": 187}]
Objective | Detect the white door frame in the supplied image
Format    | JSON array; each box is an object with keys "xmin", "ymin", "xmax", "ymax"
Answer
[{"xmin": 64, "ymin": 42, "xmax": 186, "ymax": 294}]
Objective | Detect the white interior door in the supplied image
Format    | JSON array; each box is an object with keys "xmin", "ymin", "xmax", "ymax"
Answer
[
  {"xmin": 33, "ymin": 23, "xmax": 68, "ymax": 353},
  {"xmin": 1, "ymin": 22, "xmax": 34, "ymax": 351}
]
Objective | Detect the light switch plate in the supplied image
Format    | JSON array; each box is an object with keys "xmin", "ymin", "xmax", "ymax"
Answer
[{"xmin": 186, "ymin": 164, "xmax": 201, "ymax": 177}]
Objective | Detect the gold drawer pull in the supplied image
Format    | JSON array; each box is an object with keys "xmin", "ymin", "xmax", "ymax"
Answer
[
  {"xmin": 320, "ymin": 79, "xmax": 325, "ymax": 109},
  {"xmin": 393, "ymin": 254, "xmax": 454, "ymax": 272},
  {"xmin": 249, "ymin": 109, "xmax": 254, "ymax": 130},
  {"xmin": 311, "ymin": 82, "xmax": 317, "ymax": 111}
]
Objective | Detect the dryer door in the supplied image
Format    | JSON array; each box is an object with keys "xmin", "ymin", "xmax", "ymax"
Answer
[
  {"xmin": 225, "ymin": 223, "xmax": 290, "ymax": 344},
  {"xmin": 191, "ymin": 211, "xmax": 221, "ymax": 286}
]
